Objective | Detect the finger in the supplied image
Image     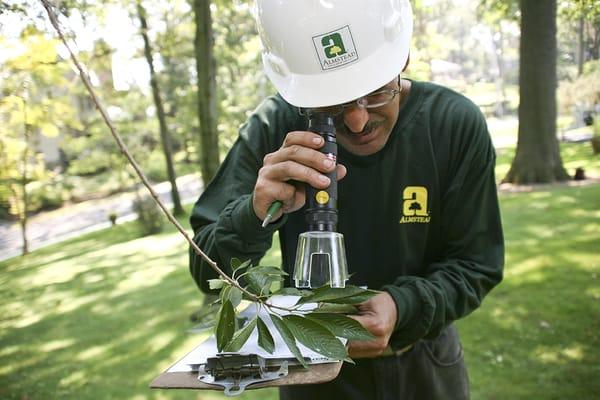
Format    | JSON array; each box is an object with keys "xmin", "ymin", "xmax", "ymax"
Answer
[
  {"xmin": 253, "ymin": 180, "xmax": 298, "ymax": 220},
  {"xmin": 282, "ymin": 131, "xmax": 325, "ymax": 150},
  {"xmin": 264, "ymin": 144, "xmax": 336, "ymax": 175},
  {"xmin": 336, "ymin": 164, "xmax": 347, "ymax": 181},
  {"xmin": 261, "ymin": 160, "xmax": 331, "ymax": 189}
]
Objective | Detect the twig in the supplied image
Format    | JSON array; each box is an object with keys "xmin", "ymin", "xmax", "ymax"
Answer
[{"xmin": 39, "ymin": 0, "xmax": 258, "ymax": 301}]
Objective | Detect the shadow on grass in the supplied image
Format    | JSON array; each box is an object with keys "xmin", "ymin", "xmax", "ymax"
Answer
[
  {"xmin": 0, "ymin": 220, "xmax": 279, "ymax": 400},
  {"xmin": 459, "ymin": 184, "xmax": 600, "ymax": 399}
]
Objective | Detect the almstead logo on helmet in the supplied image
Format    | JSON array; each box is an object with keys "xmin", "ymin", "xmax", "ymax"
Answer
[{"xmin": 312, "ymin": 26, "xmax": 358, "ymax": 71}]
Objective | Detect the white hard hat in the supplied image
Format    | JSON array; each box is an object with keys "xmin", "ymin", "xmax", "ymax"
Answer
[{"xmin": 254, "ymin": 0, "xmax": 413, "ymax": 108}]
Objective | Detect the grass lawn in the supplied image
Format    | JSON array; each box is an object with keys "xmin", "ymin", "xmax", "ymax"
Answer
[{"xmin": 1, "ymin": 181, "xmax": 599, "ymax": 399}]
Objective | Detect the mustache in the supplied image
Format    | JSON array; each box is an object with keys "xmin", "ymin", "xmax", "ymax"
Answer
[{"xmin": 336, "ymin": 119, "xmax": 383, "ymax": 136}]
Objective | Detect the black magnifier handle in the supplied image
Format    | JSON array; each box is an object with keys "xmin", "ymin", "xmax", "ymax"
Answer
[{"xmin": 305, "ymin": 112, "xmax": 338, "ymax": 232}]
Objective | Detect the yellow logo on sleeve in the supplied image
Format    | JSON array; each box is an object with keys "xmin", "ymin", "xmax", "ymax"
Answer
[{"xmin": 400, "ymin": 186, "xmax": 431, "ymax": 224}]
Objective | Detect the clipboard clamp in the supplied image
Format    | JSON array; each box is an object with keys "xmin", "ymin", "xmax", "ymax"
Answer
[{"xmin": 199, "ymin": 353, "xmax": 289, "ymax": 396}]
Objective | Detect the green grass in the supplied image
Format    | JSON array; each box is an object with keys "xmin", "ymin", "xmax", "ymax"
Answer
[
  {"xmin": 1, "ymin": 184, "xmax": 599, "ymax": 399},
  {"xmin": 458, "ymin": 184, "xmax": 600, "ymax": 399},
  {"xmin": 0, "ymin": 209, "xmax": 280, "ymax": 400}
]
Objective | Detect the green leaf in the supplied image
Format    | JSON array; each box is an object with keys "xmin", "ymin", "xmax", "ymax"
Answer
[
  {"xmin": 254, "ymin": 266, "xmax": 289, "ymax": 276},
  {"xmin": 296, "ymin": 285, "xmax": 376, "ymax": 305},
  {"xmin": 283, "ymin": 315, "xmax": 347, "ymax": 361},
  {"xmin": 230, "ymin": 258, "xmax": 242, "ymax": 270},
  {"xmin": 231, "ymin": 258, "xmax": 252, "ymax": 277},
  {"xmin": 314, "ymin": 303, "xmax": 359, "ymax": 314},
  {"xmin": 326, "ymin": 291, "xmax": 378, "ymax": 304},
  {"xmin": 245, "ymin": 266, "xmax": 285, "ymax": 296},
  {"xmin": 270, "ymin": 314, "xmax": 308, "ymax": 368},
  {"xmin": 228, "ymin": 287, "xmax": 243, "ymax": 308},
  {"xmin": 216, "ymin": 300, "xmax": 235, "ymax": 352},
  {"xmin": 208, "ymin": 279, "xmax": 226, "ymax": 290},
  {"xmin": 224, "ymin": 318, "xmax": 257, "ymax": 352},
  {"xmin": 220, "ymin": 286, "xmax": 231, "ymax": 304},
  {"xmin": 257, "ymin": 316, "xmax": 275, "ymax": 354},
  {"xmin": 306, "ymin": 313, "xmax": 375, "ymax": 340},
  {"xmin": 275, "ymin": 287, "xmax": 312, "ymax": 297}
]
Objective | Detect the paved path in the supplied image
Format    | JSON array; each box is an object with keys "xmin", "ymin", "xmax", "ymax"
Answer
[{"xmin": 0, "ymin": 174, "xmax": 203, "ymax": 262}]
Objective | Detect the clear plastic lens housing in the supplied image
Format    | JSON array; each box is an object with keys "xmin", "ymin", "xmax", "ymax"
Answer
[{"xmin": 293, "ymin": 231, "xmax": 349, "ymax": 288}]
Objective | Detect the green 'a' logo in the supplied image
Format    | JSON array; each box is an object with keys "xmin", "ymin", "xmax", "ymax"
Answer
[{"xmin": 321, "ymin": 33, "xmax": 347, "ymax": 59}]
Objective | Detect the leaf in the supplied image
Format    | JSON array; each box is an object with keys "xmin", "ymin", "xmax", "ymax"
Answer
[
  {"xmin": 275, "ymin": 287, "xmax": 312, "ymax": 297},
  {"xmin": 228, "ymin": 287, "xmax": 243, "ymax": 308},
  {"xmin": 257, "ymin": 316, "xmax": 275, "ymax": 354},
  {"xmin": 216, "ymin": 300, "xmax": 235, "ymax": 352},
  {"xmin": 224, "ymin": 318, "xmax": 257, "ymax": 352},
  {"xmin": 220, "ymin": 286, "xmax": 231, "ymax": 304},
  {"xmin": 245, "ymin": 266, "xmax": 285, "ymax": 296},
  {"xmin": 326, "ymin": 291, "xmax": 378, "ymax": 304},
  {"xmin": 314, "ymin": 303, "xmax": 359, "ymax": 314},
  {"xmin": 208, "ymin": 279, "xmax": 226, "ymax": 290},
  {"xmin": 282, "ymin": 315, "xmax": 347, "ymax": 361},
  {"xmin": 231, "ymin": 258, "xmax": 252, "ymax": 277},
  {"xmin": 270, "ymin": 314, "xmax": 308, "ymax": 368},
  {"xmin": 306, "ymin": 313, "xmax": 375, "ymax": 340},
  {"xmin": 40, "ymin": 122, "xmax": 59, "ymax": 137},
  {"xmin": 296, "ymin": 285, "xmax": 376, "ymax": 305},
  {"xmin": 254, "ymin": 266, "xmax": 289, "ymax": 276}
]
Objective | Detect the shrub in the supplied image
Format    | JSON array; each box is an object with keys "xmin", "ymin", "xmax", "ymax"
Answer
[{"xmin": 132, "ymin": 194, "xmax": 164, "ymax": 235}]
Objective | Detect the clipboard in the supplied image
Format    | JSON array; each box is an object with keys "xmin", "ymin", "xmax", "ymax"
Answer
[{"xmin": 150, "ymin": 296, "xmax": 344, "ymax": 392}]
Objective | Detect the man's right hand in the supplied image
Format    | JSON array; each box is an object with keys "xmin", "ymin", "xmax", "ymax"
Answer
[{"xmin": 252, "ymin": 131, "xmax": 347, "ymax": 223}]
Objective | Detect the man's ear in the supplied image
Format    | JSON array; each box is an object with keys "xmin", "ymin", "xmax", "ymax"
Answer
[{"xmin": 402, "ymin": 53, "xmax": 410, "ymax": 72}]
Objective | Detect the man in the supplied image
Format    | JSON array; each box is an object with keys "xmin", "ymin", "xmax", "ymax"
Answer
[{"xmin": 189, "ymin": 0, "xmax": 504, "ymax": 398}]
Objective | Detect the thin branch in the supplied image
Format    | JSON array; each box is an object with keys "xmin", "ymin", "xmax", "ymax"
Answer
[{"xmin": 39, "ymin": 0, "xmax": 257, "ymax": 301}]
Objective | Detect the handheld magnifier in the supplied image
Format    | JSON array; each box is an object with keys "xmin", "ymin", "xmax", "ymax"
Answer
[{"xmin": 292, "ymin": 111, "xmax": 348, "ymax": 288}]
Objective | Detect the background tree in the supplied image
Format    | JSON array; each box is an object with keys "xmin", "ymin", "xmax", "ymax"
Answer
[
  {"xmin": 0, "ymin": 27, "xmax": 79, "ymax": 252},
  {"xmin": 504, "ymin": 0, "xmax": 569, "ymax": 184},
  {"xmin": 193, "ymin": 0, "xmax": 220, "ymax": 184},
  {"xmin": 137, "ymin": 0, "xmax": 184, "ymax": 216}
]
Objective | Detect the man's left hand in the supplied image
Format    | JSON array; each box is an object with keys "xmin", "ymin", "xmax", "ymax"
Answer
[{"xmin": 348, "ymin": 292, "xmax": 398, "ymax": 358}]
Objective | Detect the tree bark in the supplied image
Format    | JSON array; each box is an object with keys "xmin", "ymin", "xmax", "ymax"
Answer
[
  {"xmin": 503, "ymin": 0, "xmax": 569, "ymax": 184},
  {"xmin": 137, "ymin": 1, "xmax": 184, "ymax": 216},
  {"xmin": 193, "ymin": 0, "xmax": 220, "ymax": 184},
  {"xmin": 20, "ymin": 100, "xmax": 29, "ymax": 256},
  {"xmin": 577, "ymin": 17, "xmax": 585, "ymax": 76}
]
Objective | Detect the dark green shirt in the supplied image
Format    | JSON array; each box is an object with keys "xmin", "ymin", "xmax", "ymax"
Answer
[{"xmin": 189, "ymin": 80, "xmax": 504, "ymax": 349}]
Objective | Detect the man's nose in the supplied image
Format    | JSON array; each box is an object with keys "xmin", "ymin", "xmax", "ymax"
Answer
[{"xmin": 343, "ymin": 106, "xmax": 370, "ymax": 134}]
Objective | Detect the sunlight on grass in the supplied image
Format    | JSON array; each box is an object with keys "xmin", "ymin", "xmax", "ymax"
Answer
[
  {"xmin": 1, "ymin": 185, "xmax": 598, "ymax": 399},
  {"xmin": 76, "ymin": 344, "xmax": 109, "ymax": 361},
  {"xmin": 535, "ymin": 344, "xmax": 584, "ymax": 364}
]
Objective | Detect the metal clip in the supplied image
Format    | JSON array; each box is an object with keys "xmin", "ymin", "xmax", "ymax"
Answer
[{"xmin": 198, "ymin": 353, "xmax": 288, "ymax": 396}]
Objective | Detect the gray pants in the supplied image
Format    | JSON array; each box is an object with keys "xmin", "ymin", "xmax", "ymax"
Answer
[{"xmin": 279, "ymin": 325, "xmax": 469, "ymax": 400}]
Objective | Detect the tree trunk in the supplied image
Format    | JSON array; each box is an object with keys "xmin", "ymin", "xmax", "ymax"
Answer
[
  {"xmin": 193, "ymin": 0, "xmax": 220, "ymax": 184},
  {"xmin": 20, "ymin": 99, "xmax": 29, "ymax": 256},
  {"xmin": 577, "ymin": 17, "xmax": 584, "ymax": 76},
  {"xmin": 137, "ymin": 1, "xmax": 184, "ymax": 216},
  {"xmin": 503, "ymin": 0, "xmax": 569, "ymax": 184}
]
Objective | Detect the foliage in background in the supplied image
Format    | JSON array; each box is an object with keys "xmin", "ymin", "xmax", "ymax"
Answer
[
  {"xmin": 0, "ymin": 27, "xmax": 80, "ymax": 217},
  {"xmin": 559, "ymin": 60, "xmax": 600, "ymax": 116},
  {"xmin": 132, "ymin": 193, "xmax": 165, "ymax": 235}
]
